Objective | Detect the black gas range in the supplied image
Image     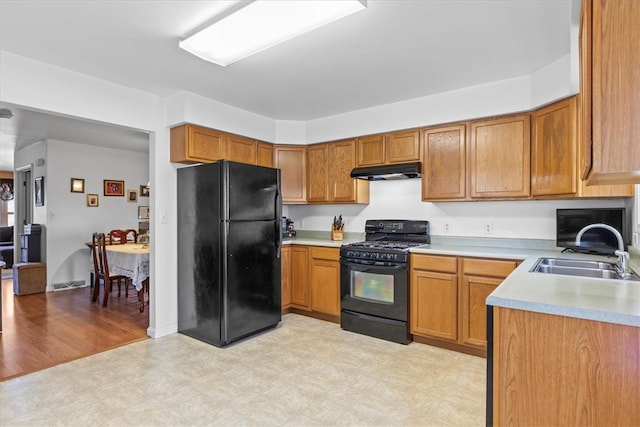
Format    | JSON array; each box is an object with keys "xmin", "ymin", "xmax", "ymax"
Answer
[{"xmin": 339, "ymin": 219, "xmax": 430, "ymax": 344}]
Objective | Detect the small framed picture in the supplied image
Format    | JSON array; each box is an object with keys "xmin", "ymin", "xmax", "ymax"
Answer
[
  {"xmin": 70, "ymin": 178, "xmax": 85, "ymax": 193},
  {"xmin": 139, "ymin": 184, "xmax": 150, "ymax": 197},
  {"xmin": 138, "ymin": 206, "xmax": 149, "ymax": 220},
  {"xmin": 104, "ymin": 179, "xmax": 125, "ymax": 196},
  {"xmin": 127, "ymin": 189, "xmax": 138, "ymax": 203},
  {"xmin": 87, "ymin": 194, "xmax": 99, "ymax": 207},
  {"xmin": 35, "ymin": 176, "xmax": 45, "ymax": 207}
]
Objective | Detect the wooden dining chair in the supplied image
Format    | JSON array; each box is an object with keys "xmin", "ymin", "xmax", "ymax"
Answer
[{"xmin": 91, "ymin": 232, "xmax": 130, "ymax": 307}]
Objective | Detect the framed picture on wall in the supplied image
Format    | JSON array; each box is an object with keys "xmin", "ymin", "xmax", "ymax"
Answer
[
  {"xmin": 138, "ymin": 205, "xmax": 149, "ymax": 220},
  {"xmin": 70, "ymin": 178, "xmax": 85, "ymax": 193},
  {"xmin": 35, "ymin": 176, "xmax": 44, "ymax": 207},
  {"xmin": 127, "ymin": 190, "xmax": 138, "ymax": 203},
  {"xmin": 87, "ymin": 194, "xmax": 99, "ymax": 207},
  {"xmin": 104, "ymin": 179, "xmax": 125, "ymax": 196},
  {"xmin": 139, "ymin": 184, "xmax": 150, "ymax": 197}
]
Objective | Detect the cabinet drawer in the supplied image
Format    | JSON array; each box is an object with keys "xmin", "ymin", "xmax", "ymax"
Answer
[
  {"xmin": 411, "ymin": 254, "xmax": 457, "ymax": 273},
  {"xmin": 462, "ymin": 258, "xmax": 517, "ymax": 278},
  {"xmin": 310, "ymin": 246, "xmax": 340, "ymax": 261}
]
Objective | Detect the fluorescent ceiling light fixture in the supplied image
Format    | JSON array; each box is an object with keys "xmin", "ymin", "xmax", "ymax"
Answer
[{"xmin": 179, "ymin": 0, "xmax": 367, "ymax": 66}]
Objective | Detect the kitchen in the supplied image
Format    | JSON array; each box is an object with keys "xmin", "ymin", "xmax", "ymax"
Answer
[{"xmin": 1, "ymin": 0, "xmax": 639, "ymax": 425}]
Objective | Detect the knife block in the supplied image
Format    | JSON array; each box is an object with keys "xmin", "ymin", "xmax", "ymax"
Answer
[{"xmin": 331, "ymin": 229, "xmax": 344, "ymax": 241}]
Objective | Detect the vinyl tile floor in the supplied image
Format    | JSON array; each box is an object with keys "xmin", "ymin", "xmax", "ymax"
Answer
[{"xmin": 1, "ymin": 314, "xmax": 486, "ymax": 426}]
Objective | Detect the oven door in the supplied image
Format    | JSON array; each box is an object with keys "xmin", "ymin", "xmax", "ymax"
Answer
[{"xmin": 340, "ymin": 258, "xmax": 408, "ymax": 321}]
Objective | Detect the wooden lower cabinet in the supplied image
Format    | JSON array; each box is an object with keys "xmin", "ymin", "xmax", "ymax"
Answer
[
  {"xmin": 309, "ymin": 247, "xmax": 340, "ymax": 317},
  {"xmin": 411, "ymin": 254, "xmax": 518, "ymax": 356},
  {"xmin": 491, "ymin": 307, "xmax": 640, "ymax": 425},
  {"xmin": 280, "ymin": 246, "xmax": 292, "ymax": 311},
  {"xmin": 290, "ymin": 246, "xmax": 310, "ymax": 310}
]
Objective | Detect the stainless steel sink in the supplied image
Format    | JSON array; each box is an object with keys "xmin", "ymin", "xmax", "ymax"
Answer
[{"xmin": 530, "ymin": 258, "xmax": 640, "ymax": 281}]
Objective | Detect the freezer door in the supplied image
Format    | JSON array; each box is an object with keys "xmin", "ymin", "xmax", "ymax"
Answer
[
  {"xmin": 224, "ymin": 161, "xmax": 280, "ymax": 221},
  {"xmin": 223, "ymin": 220, "xmax": 281, "ymax": 343}
]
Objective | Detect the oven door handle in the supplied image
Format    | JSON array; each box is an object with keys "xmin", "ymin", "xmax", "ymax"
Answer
[{"xmin": 340, "ymin": 259, "xmax": 407, "ymax": 269}]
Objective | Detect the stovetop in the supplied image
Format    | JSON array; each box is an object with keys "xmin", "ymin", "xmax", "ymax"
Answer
[{"xmin": 343, "ymin": 240, "xmax": 426, "ymax": 251}]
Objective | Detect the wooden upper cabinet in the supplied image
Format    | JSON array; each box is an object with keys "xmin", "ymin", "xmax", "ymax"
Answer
[
  {"xmin": 330, "ymin": 139, "xmax": 358, "ymax": 202},
  {"xmin": 469, "ymin": 114, "xmax": 531, "ymax": 199},
  {"xmin": 357, "ymin": 134, "xmax": 385, "ymax": 166},
  {"xmin": 387, "ymin": 130, "xmax": 420, "ymax": 163},
  {"xmin": 256, "ymin": 142, "xmax": 274, "ymax": 167},
  {"xmin": 307, "ymin": 143, "xmax": 330, "ymax": 203},
  {"xmin": 582, "ymin": 0, "xmax": 640, "ymax": 185},
  {"xmin": 274, "ymin": 145, "xmax": 307, "ymax": 203},
  {"xmin": 170, "ymin": 124, "xmax": 225, "ymax": 163},
  {"xmin": 422, "ymin": 124, "xmax": 467, "ymax": 200},
  {"xmin": 531, "ymin": 97, "xmax": 577, "ymax": 196},
  {"xmin": 225, "ymin": 134, "xmax": 257, "ymax": 165}
]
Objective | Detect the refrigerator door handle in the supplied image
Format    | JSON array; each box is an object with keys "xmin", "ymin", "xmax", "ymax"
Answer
[{"xmin": 275, "ymin": 185, "xmax": 282, "ymax": 259}]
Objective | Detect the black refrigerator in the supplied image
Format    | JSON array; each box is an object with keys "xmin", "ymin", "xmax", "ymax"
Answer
[{"xmin": 177, "ymin": 160, "xmax": 282, "ymax": 347}]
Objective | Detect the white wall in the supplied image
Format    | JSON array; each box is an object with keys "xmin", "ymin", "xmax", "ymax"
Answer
[
  {"xmin": 45, "ymin": 139, "xmax": 149, "ymax": 289},
  {"xmin": 288, "ymin": 179, "xmax": 628, "ymax": 241}
]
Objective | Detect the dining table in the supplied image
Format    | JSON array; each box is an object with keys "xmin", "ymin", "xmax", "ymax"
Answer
[{"xmin": 105, "ymin": 243, "xmax": 149, "ymax": 312}]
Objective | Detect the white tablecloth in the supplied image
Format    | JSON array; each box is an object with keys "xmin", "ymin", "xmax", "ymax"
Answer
[{"xmin": 106, "ymin": 244, "xmax": 149, "ymax": 291}]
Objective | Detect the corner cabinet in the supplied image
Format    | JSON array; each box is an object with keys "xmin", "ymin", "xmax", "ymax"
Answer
[
  {"xmin": 580, "ymin": 0, "xmax": 640, "ymax": 185},
  {"xmin": 290, "ymin": 246, "xmax": 310, "ymax": 310},
  {"xmin": 281, "ymin": 246, "xmax": 292, "ymax": 311},
  {"xmin": 411, "ymin": 253, "xmax": 518, "ymax": 357},
  {"xmin": 469, "ymin": 114, "xmax": 531, "ymax": 199}
]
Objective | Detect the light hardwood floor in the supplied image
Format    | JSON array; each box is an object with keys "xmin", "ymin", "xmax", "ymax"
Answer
[{"xmin": 1, "ymin": 276, "xmax": 148, "ymax": 381}]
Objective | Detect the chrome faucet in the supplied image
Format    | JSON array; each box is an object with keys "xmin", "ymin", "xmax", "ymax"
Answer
[{"xmin": 575, "ymin": 223, "xmax": 630, "ymax": 277}]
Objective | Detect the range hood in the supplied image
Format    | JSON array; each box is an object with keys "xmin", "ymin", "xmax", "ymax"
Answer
[{"xmin": 350, "ymin": 162, "xmax": 422, "ymax": 181}]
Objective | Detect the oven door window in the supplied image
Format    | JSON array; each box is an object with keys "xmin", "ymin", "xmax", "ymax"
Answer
[{"xmin": 351, "ymin": 270, "xmax": 394, "ymax": 304}]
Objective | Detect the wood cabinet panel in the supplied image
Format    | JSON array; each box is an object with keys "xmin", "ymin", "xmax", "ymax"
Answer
[
  {"xmin": 585, "ymin": 0, "xmax": 640, "ymax": 185},
  {"xmin": 532, "ymin": 97, "xmax": 577, "ymax": 196},
  {"xmin": 411, "ymin": 254, "xmax": 457, "ymax": 273},
  {"xmin": 410, "ymin": 269, "xmax": 458, "ymax": 341},
  {"xmin": 281, "ymin": 246, "xmax": 292, "ymax": 310},
  {"xmin": 469, "ymin": 114, "xmax": 531, "ymax": 198},
  {"xmin": 170, "ymin": 124, "xmax": 225, "ymax": 163},
  {"xmin": 422, "ymin": 124, "xmax": 467, "ymax": 200},
  {"xmin": 290, "ymin": 246, "xmax": 310, "ymax": 310},
  {"xmin": 462, "ymin": 258, "xmax": 517, "ymax": 278},
  {"xmin": 357, "ymin": 134, "xmax": 385, "ymax": 166},
  {"xmin": 330, "ymin": 139, "xmax": 358, "ymax": 202},
  {"xmin": 274, "ymin": 145, "xmax": 307, "ymax": 203},
  {"xmin": 387, "ymin": 130, "xmax": 420, "ymax": 163},
  {"xmin": 225, "ymin": 134, "xmax": 257, "ymax": 165},
  {"xmin": 493, "ymin": 307, "xmax": 640, "ymax": 425},
  {"xmin": 307, "ymin": 144, "xmax": 330, "ymax": 203},
  {"xmin": 460, "ymin": 275, "xmax": 500, "ymax": 348},
  {"xmin": 257, "ymin": 142, "xmax": 274, "ymax": 167},
  {"xmin": 310, "ymin": 247, "xmax": 340, "ymax": 316}
]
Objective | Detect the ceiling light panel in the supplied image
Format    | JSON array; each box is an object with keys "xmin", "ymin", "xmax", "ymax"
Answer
[{"xmin": 179, "ymin": 0, "xmax": 367, "ymax": 66}]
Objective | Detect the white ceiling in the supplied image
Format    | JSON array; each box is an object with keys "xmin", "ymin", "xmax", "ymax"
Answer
[{"xmin": 0, "ymin": 0, "xmax": 575, "ymax": 171}]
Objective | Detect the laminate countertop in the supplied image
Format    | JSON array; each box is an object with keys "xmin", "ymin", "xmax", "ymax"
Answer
[{"xmin": 284, "ymin": 234, "xmax": 640, "ymax": 328}]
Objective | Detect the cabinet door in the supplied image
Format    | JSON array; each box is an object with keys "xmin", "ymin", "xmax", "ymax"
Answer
[
  {"xmin": 274, "ymin": 145, "xmax": 307, "ymax": 203},
  {"xmin": 330, "ymin": 139, "xmax": 358, "ymax": 202},
  {"xmin": 531, "ymin": 97, "xmax": 577, "ymax": 196},
  {"xmin": 257, "ymin": 142, "xmax": 274, "ymax": 168},
  {"xmin": 310, "ymin": 247, "xmax": 340, "ymax": 316},
  {"xmin": 281, "ymin": 246, "xmax": 292, "ymax": 310},
  {"xmin": 226, "ymin": 134, "xmax": 257, "ymax": 165},
  {"xmin": 291, "ymin": 246, "xmax": 310, "ymax": 310},
  {"xmin": 387, "ymin": 130, "xmax": 420, "ymax": 163},
  {"xmin": 170, "ymin": 124, "xmax": 225, "ymax": 163},
  {"xmin": 586, "ymin": 0, "xmax": 640, "ymax": 185},
  {"xmin": 307, "ymin": 144, "xmax": 330, "ymax": 203},
  {"xmin": 422, "ymin": 124, "xmax": 467, "ymax": 200},
  {"xmin": 357, "ymin": 134, "xmax": 385, "ymax": 166},
  {"xmin": 460, "ymin": 275, "xmax": 501, "ymax": 348},
  {"xmin": 469, "ymin": 114, "xmax": 531, "ymax": 198},
  {"xmin": 410, "ymin": 269, "xmax": 458, "ymax": 341}
]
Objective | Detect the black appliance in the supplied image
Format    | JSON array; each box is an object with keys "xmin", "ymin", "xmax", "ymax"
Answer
[
  {"xmin": 177, "ymin": 160, "xmax": 282, "ymax": 347},
  {"xmin": 350, "ymin": 162, "xmax": 422, "ymax": 180},
  {"xmin": 556, "ymin": 208, "xmax": 628, "ymax": 254},
  {"xmin": 340, "ymin": 219, "xmax": 430, "ymax": 344},
  {"xmin": 21, "ymin": 223, "xmax": 42, "ymax": 263}
]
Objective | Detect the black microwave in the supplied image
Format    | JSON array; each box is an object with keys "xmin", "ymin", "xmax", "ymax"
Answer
[{"xmin": 556, "ymin": 208, "xmax": 628, "ymax": 254}]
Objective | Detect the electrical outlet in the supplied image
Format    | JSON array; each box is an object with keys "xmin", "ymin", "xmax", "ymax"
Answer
[
  {"xmin": 444, "ymin": 223, "xmax": 451, "ymax": 233},
  {"xmin": 484, "ymin": 222, "xmax": 493, "ymax": 234}
]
